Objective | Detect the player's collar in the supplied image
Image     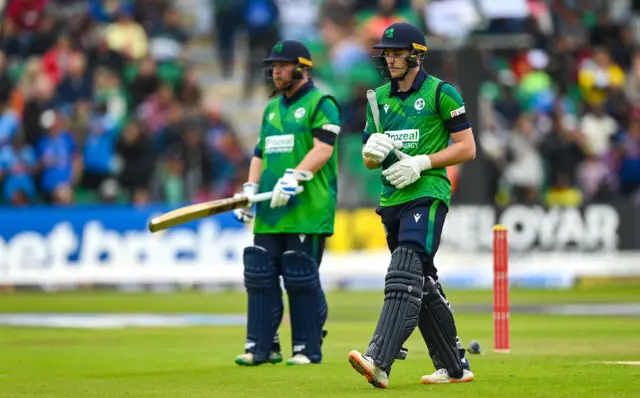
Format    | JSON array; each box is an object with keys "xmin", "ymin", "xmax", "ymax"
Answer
[
  {"xmin": 389, "ymin": 70, "xmax": 427, "ymax": 98},
  {"xmin": 282, "ymin": 80, "xmax": 315, "ymax": 106}
]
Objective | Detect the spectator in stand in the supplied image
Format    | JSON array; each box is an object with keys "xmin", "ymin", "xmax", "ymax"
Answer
[
  {"xmin": 129, "ymin": 57, "xmax": 160, "ymax": 111},
  {"xmin": 137, "ymin": 83, "xmax": 174, "ymax": 136},
  {"xmin": 580, "ymin": 102, "xmax": 619, "ymax": 158},
  {"xmin": 41, "ymin": 33, "xmax": 77, "ymax": 86},
  {"xmin": 213, "ymin": 0, "xmax": 244, "ymax": 78},
  {"xmin": 0, "ymin": 52, "xmax": 13, "ymax": 104},
  {"xmin": 86, "ymin": 28, "xmax": 126, "ymax": 79},
  {"xmin": 540, "ymin": 112, "xmax": 587, "ymax": 206},
  {"xmin": 104, "ymin": 5, "xmax": 149, "ymax": 61},
  {"xmin": 577, "ymin": 151, "xmax": 616, "ymax": 204},
  {"xmin": 93, "ymin": 67, "xmax": 127, "ymax": 129},
  {"xmin": 615, "ymin": 113, "xmax": 640, "ymax": 196},
  {"xmin": 116, "ymin": 120, "xmax": 155, "ymax": 204},
  {"xmin": 361, "ymin": 0, "xmax": 407, "ymax": 42},
  {"xmin": 0, "ymin": 20, "xmax": 23, "ymax": 60},
  {"xmin": 35, "ymin": 110, "xmax": 79, "ymax": 204},
  {"xmin": 26, "ymin": 13, "xmax": 59, "ymax": 57},
  {"xmin": 202, "ymin": 99, "xmax": 248, "ymax": 199},
  {"xmin": 5, "ymin": 0, "xmax": 50, "ymax": 35},
  {"xmin": 0, "ymin": 134, "xmax": 38, "ymax": 205},
  {"xmin": 22, "ymin": 73, "xmax": 56, "ymax": 148},
  {"xmin": 0, "ymin": 93, "xmax": 20, "ymax": 149},
  {"xmin": 243, "ymin": 0, "xmax": 280, "ymax": 100},
  {"xmin": 148, "ymin": 7, "xmax": 189, "ymax": 63},
  {"xmin": 623, "ymin": 52, "xmax": 640, "ymax": 108},
  {"xmin": 88, "ymin": 0, "xmax": 132, "ymax": 24},
  {"xmin": 275, "ymin": 0, "xmax": 320, "ymax": 42},
  {"xmin": 502, "ymin": 113, "xmax": 544, "ymax": 204},
  {"xmin": 79, "ymin": 101, "xmax": 120, "ymax": 196},
  {"xmin": 578, "ymin": 46, "xmax": 625, "ymax": 107},
  {"xmin": 55, "ymin": 52, "xmax": 93, "ymax": 111}
]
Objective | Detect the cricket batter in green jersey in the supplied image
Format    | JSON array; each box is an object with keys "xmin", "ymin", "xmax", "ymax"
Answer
[
  {"xmin": 347, "ymin": 22, "xmax": 476, "ymax": 389},
  {"xmin": 231, "ymin": 40, "xmax": 340, "ymax": 367}
]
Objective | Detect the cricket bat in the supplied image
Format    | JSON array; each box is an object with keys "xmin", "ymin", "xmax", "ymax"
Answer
[
  {"xmin": 148, "ymin": 191, "xmax": 273, "ymax": 233},
  {"xmin": 366, "ymin": 89, "xmax": 406, "ymax": 160}
]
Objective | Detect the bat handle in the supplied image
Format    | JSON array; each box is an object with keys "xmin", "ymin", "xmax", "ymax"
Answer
[
  {"xmin": 247, "ymin": 186, "xmax": 305, "ymax": 204},
  {"xmin": 393, "ymin": 149, "xmax": 408, "ymax": 159},
  {"xmin": 248, "ymin": 191, "xmax": 273, "ymax": 203}
]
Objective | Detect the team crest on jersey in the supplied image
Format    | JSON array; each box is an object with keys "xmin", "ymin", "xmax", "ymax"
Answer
[
  {"xmin": 384, "ymin": 104, "xmax": 390, "ymax": 113},
  {"xmin": 295, "ymin": 107, "xmax": 306, "ymax": 119},
  {"xmin": 414, "ymin": 98, "xmax": 425, "ymax": 111},
  {"xmin": 268, "ymin": 112, "xmax": 275, "ymax": 121}
]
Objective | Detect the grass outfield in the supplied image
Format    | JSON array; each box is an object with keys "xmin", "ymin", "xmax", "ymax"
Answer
[{"xmin": 1, "ymin": 287, "xmax": 640, "ymax": 397}]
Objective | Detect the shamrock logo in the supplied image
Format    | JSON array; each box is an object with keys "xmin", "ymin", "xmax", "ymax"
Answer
[
  {"xmin": 385, "ymin": 28, "xmax": 395, "ymax": 38},
  {"xmin": 274, "ymin": 43, "xmax": 283, "ymax": 52}
]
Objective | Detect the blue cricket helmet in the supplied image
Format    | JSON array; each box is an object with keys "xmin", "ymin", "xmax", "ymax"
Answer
[
  {"xmin": 263, "ymin": 40, "xmax": 312, "ymax": 67},
  {"xmin": 372, "ymin": 22, "xmax": 428, "ymax": 81},
  {"xmin": 263, "ymin": 40, "xmax": 313, "ymax": 96}
]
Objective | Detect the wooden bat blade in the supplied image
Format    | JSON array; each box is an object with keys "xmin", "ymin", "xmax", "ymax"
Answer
[{"xmin": 148, "ymin": 196, "xmax": 250, "ymax": 233}]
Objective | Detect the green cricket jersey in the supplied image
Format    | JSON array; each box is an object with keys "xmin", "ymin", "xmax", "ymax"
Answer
[
  {"xmin": 254, "ymin": 83, "xmax": 340, "ymax": 235},
  {"xmin": 363, "ymin": 73, "xmax": 469, "ymax": 208}
]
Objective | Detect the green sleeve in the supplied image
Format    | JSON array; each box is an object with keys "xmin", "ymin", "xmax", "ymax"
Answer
[
  {"xmin": 438, "ymin": 83, "xmax": 466, "ymax": 121},
  {"xmin": 311, "ymin": 96, "xmax": 341, "ymax": 134},
  {"xmin": 438, "ymin": 83, "xmax": 471, "ymax": 133}
]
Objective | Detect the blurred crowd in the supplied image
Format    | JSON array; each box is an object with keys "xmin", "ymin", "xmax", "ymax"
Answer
[
  {"xmin": 2, "ymin": 0, "xmax": 639, "ymax": 208},
  {"xmin": 0, "ymin": 0, "xmax": 249, "ymax": 206},
  {"xmin": 477, "ymin": 0, "xmax": 640, "ymax": 207}
]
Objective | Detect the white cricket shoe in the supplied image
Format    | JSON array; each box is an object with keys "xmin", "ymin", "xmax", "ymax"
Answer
[
  {"xmin": 348, "ymin": 350, "xmax": 389, "ymax": 389},
  {"xmin": 235, "ymin": 351, "xmax": 283, "ymax": 366},
  {"xmin": 420, "ymin": 368, "xmax": 475, "ymax": 384},
  {"xmin": 286, "ymin": 354, "xmax": 311, "ymax": 365}
]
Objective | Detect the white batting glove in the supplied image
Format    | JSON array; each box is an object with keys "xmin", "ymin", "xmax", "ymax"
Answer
[
  {"xmin": 232, "ymin": 182, "xmax": 258, "ymax": 224},
  {"xmin": 270, "ymin": 168, "xmax": 313, "ymax": 208},
  {"xmin": 362, "ymin": 133, "xmax": 403, "ymax": 163},
  {"xmin": 382, "ymin": 154, "xmax": 432, "ymax": 189}
]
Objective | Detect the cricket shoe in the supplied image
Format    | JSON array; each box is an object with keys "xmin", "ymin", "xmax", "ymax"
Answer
[
  {"xmin": 235, "ymin": 351, "xmax": 283, "ymax": 366},
  {"xmin": 286, "ymin": 353, "xmax": 311, "ymax": 366},
  {"xmin": 420, "ymin": 358, "xmax": 474, "ymax": 384},
  {"xmin": 348, "ymin": 350, "xmax": 389, "ymax": 389}
]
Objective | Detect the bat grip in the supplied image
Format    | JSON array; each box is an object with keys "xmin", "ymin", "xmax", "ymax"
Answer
[
  {"xmin": 248, "ymin": 191, "xmax": 273, "ymax": 203},
  {"xmin": 247, "ymin": 186, "xmax": 305, "ymax": 204}
]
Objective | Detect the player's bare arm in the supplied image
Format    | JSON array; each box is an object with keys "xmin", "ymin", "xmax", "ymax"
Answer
[
  {"xmin": 296, "ymin": 138, "xmax": 334, "ymax": 173},
  {"xmin": 247, "ymin": 155, "xmax": 262, "ymax": 184},
  {"xmin": 418, "ymin": 128, "xmax": 476, "ymax": 169}
]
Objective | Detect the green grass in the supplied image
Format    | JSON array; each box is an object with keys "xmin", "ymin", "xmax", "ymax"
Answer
[{"xmin": 1, "ymin": 287, "xmax": 640, "ymax": 397}]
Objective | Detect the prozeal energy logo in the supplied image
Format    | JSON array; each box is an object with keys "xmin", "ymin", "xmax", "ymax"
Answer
[{"xmin": 385, "ymin": 129, "xmax": 419, "ymax": 149}]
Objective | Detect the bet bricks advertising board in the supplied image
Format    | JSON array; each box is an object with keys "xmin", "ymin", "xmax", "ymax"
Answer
[
  {"xmin": 0, "ymin": 205, "xmax": 252, "ymax": 286},
  {"xmin": 0, "ymin": 201, "xmax": 639, "ymax": 287}
]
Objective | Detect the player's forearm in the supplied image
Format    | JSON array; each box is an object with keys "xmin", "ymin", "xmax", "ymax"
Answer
[
  {"xmin": 425, "ymin": 139, "xmax": 476, "ymax": 169},
  {"xmin": 247, "ymin": 156, "xmax": 262, "ymax": 184},
  {"xmin": 296, "ymin": 141, "xmax": 334, "ymax": 173}
]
